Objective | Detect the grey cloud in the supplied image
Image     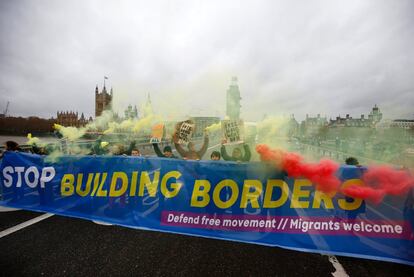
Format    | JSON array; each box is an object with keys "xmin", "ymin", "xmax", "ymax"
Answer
[{"xmin": 0, "ymin": 0, "xmax": 413, "ymax": 121}]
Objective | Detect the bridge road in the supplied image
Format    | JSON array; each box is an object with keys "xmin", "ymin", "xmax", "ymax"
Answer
[{"xmin": 0, "ymin": 210, "xmax": 413, "ymax": 276}]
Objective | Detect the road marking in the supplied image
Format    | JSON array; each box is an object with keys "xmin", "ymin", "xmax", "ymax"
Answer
[
  {"xmin": 328, "ymin": 255, "xmax": 349, "ymax": 277},
  {"xmin": 92, "ymin": 220, "xmax": 113, "ymax": 226},
  {"xmin": 0, "ymin": 213, "xmax": 54, "ymax": 239},
  {"xmin": 0, "ymin": 206, "xmax": 21, "ymax": 212}
]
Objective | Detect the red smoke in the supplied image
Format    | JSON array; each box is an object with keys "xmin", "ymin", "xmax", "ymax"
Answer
[
  {"xmin": 256, "ymin": 144, "xmax": 340, "ymax": 194},
  {"xmin": 342, "ymin": 166, "xmax": 414, "ymax": 204}
]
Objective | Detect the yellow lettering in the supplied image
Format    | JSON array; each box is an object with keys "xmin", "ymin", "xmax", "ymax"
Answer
[
  {"xmin": 338, "ymin": 179, "xmax": 363, "ymax": 210},
  {"xmin": 76, "ymin": 173, "xmax": 93, "ymax": 197},
  {"xmin": 139, "ymin": 171, "xmax": 160, "ymax": 197},
  {"xmin": 240, "ymin": 180, "xmax": 262, "ymax": 208},
  {"xmin": 129, "ymin": 171, "xmax": 138, "ymax": 196},
  {"xmin": 96, "ymin": 173, "xmax": 108, "ymax": 197},
  {"xmin": 61, "ymin": 174, "xmax": 74, "ymax": 196},
  {"xmin": 161, "ymin": 171, "xmax": 182, "ymax": 198},
  {"xmin": 312, "ymin": 190, "xmax": 335, "ymax": 209},
  {"xmin": 290, "ymin": 179, "xmax": 312, "ymax": 209},
  {"xmin": 191, "ymin": 180, "xmax": 211, "ymax": 207},
  {"xmin": 263, "ymin": 179, "xmax": 289, "ymax": 208},
  {"xmin": 109, "ymin": 172, "xmax": 128, "ymax": 197},
  {"xmin": 213, "ymin": 179, "xmax": 239, "ymax": 209}
]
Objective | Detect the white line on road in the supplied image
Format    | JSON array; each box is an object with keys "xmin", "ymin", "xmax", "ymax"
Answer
[
  {"xmin": 0, "ymin": 213, "xmax": 54, "ymax": 239},
  {"xmin": 328, "ymin": 255, "xmax": 349, "ymax": 277},
  {"xmin": 0, "ymin": 206, "xmax": 21, "ymax": 212}
]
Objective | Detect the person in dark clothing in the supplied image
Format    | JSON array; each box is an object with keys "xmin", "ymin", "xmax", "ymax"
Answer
[
  {"xmin": 91, "ymin": 138, "xmax": 108, "ymax": 155},
  {"xmin": 5, "ymin": 141, "xmax": 21, "ymax": 151},
  {"xmin": 342, "ymin": 156, "xmax": 366, "ymax": 220},
  {"xmin": 173, "ymin": 132, "xmax": 209, "ymax": 160},
  {"xmin": 221, "ymin": 142, "xmax": 251, "ymax": 162},
  {"xmin": 345, "ymin": 157, "xmax": 360, "ymax": 166},
  {"xmin": 152, "ymin": 144, "xmax": 177, "ymax": 158}
]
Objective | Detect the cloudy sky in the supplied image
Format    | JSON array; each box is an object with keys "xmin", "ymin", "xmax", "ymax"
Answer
[{"xmin": 0, "ymin": 0, "xmax": 413, "ymax": 121}]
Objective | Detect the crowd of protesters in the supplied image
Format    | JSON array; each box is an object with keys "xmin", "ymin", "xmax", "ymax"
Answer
[{"xmin": 0, "ymin": 126, "xmax": 253, "ymax": 163}]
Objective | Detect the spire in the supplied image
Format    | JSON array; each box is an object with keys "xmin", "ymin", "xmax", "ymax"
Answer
[
  {"xmin": 231, "ymin": 76, "xmax": 238, "ymax": 86},
  {"xmin": 95, "ymin": 85, "xmax": 99, "ymax": 94},
  {"xmin": 147, "ymin": 92, "xmax": 151, "ymax": 105}
]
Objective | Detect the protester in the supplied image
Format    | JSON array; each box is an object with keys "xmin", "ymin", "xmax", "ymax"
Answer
[
  {"xmin": 91, "ymin": 138, "xmax": 109, "ymax": 155},
  {"xmin": 342, "ymin": 156, "xmax": 366, "ymax": 220},
  {"xmin": 126, "ymin": 141, "xmax": 139, "ymax": 155},
  {"xmin": 5, "ymin": 141, "xmax": 21, "ymax": 151},
  {"xmin": 221, "ymin": 141, "xmax": 251, "ymax": 162},
  {"xmin": 131, "ymin": 148, "xmax": 141, "ymax": 156},
  {"xmin": 110, "ymin": 144, "xmax": 125, "ymax": 156},
  {"xmin": 210, "ymin": 151, "xmax": 221, "ymax": 161},
  {"xmin": 345, "ymin": 157, "xmax": 360, "ymax": 166},
  {"xmin": 152, "ymin": 144, "xmax": 177, "ymax": 158},
  {"xmin": 173, "ymin": 131, "xmax": 209, "ymax": 160},
  {"xmin": 31, "ymin": 144, "xmax": 47, "ymax": 155}
]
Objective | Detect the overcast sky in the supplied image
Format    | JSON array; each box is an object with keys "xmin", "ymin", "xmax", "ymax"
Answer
[{"xmin": 0, "ymin": 0, "xmax": 413, "ymax": 121}]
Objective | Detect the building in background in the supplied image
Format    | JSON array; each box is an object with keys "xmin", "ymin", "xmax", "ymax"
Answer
[
  {"xmin": 226, "ymin": 77, "xmax": 241, "ymax": 120},
  {"xmin": 390, "ymin": 119, "xmax": 414, "ymax": 129},
  {"xmin": 328, "ymin": 105, "xmax": 383, "ymax": 128},
  {"xmin": 95, "ymin": 85, "xmax": 112, "ymax": 117},
  {"xmin": 124, "ymin": 105, "xmax": 138, "ymax": 119},
  {"xmin": 142, "ymin": 93, "xmax": 153, "ymax": 117},
  {"xmin": 368, "ymin": 104, "xmax": 383, "ymax": 123},
  {"xmin": 189, "ymin": 116, "xmax": 221, "ymax": 138},
  {"xmin": 56, "ymin": 111, "xmax": 91, "ymax": 127},
  {"xmin": 301, "ymin": 114, "xmax": 328, "ymax": 137}
]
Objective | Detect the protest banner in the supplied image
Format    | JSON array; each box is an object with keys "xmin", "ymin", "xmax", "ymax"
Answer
[
  {"xmin": 175, "ymin": 121, "xmax": 195, "ymax": 144},
  {"xmin": 0, "ymin": 152, "xmax": 413, "ymax": 266},
  {"xmin": 222, "ymin": 120, "xmax": 244, "ymax": 145},
  {"xmin": 150, "ymin": 123, "xmax": 165, "ymax": 144}
]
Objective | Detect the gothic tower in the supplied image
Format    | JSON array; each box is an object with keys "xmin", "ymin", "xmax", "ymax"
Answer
[
  {"xmin": 95, "ymin": 85, "xmax": 113, "ymax": 117},
  {"xmin": 226, "ymin": 77, "xmax": 241, "ymax": 120}
]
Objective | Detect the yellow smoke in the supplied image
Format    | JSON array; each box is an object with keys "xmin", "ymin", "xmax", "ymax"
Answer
[
  {"xmin": 256, "ymin": 116, "xmax": 292, "ymax": 147},
  {"xmin": 26, "ymin": 133, "xmax": 45, "ymax": 146},
  {"xmin": 101, "ymin": 110, "xmax": 163, "ymax": 135},
  {"xmin": 54, "ymin": 123, "xmax": 87, "ymax": 142},
  {"xmin": 100, "ymin": 141, "xmax": 109, "ymax": 148},
  {"xmin": 205, "ymin": 122, "xmax": 221, "ymax": 133}
]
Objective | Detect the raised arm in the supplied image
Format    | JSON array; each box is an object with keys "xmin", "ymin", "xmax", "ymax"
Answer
[
  {"xmin": 220, "ymin": 145, "xmax": 231, "ymax": 161},
  {"xmin": 152, "ymin": 143, "xmax": 165, "ymax": 157},
  {"xmin": 174, "ymin": 141, "xmax": 188, "ymax": 158},
  {"xmin": 172, "ymin": 133, "xmax": 188, "ymax": 158},
  {"xmin": 243, "ymin": 144, "xmax": 251, "ymax": 162},
  {"xmin": 197, "ymin": 135, "xmax": 209, "ymax": 159},
  {"xmin": 127, "ymin": 141, "xmax": 136, "ymax": 155}
]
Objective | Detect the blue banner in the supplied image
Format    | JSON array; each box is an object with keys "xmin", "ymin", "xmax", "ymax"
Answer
[{"xmin": 1, "ymin": 151, "xmax": 413, "ymax": 265}]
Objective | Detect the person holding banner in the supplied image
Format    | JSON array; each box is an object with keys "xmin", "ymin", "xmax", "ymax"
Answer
[
  {"xmin": 173, "ymin": 134, "xmax": 209, "ymax": 160},
  {"xmin": 151, "ymin": 123, "xmax": 177, "ymax": 158},
  {"xmin": 173, "ymin": 121, "xmax": 209, "ymax": 160},
  {"xmin": 220, "ymin": 142, "xmax": 251, "ymax": 162},
  {"xmin": 131, "ymin": 148, "xmax": 141, "ymax": 156},
  {"xmin": 152, "ymin": 144, "xmax": 177, "ymax": 159},
  {"xmin": 210, "ymin": 151, "xmax": 221, "ymax": 161}
]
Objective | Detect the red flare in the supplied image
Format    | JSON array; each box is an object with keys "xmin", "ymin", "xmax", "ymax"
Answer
[
  {"xmin": 342, "ymin": 186, "xmax": 385, "ymax": 204},
  {"xmin": 343, "ymin": 166, "xmax": 414, "ymax": 203},
  {"xmin": 256, "ymin": 144, "xmax": 340, "ymax": 194}
]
